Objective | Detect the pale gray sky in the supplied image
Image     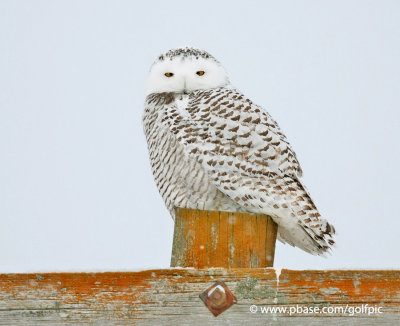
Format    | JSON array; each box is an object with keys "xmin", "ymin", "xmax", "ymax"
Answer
[{"xmin": 1, "ymin": 0, "xmax": 399, "ymax": 272}]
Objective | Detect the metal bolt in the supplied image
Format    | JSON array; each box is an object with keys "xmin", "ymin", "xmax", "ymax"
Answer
[{"xmin": 199, "ymin": 281, "xmax": 237, "ymax": 317}]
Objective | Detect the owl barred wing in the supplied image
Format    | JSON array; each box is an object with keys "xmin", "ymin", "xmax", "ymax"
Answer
[
  {"xmin": 171, "ymin": 87, "xmax": 335, "ymax": 255},
  {"xmin": 188, "ymin": 87, "xmax": 303, "ymax": 178}
]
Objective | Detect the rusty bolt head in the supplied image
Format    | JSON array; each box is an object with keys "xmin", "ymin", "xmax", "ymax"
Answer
[{"xmin": 199, "ymin": 281, "xmax": 237, "ymax": 317}]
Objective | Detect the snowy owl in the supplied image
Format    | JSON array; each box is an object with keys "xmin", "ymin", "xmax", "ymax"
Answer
[{"xmin": 142, "ymin": 47, "xmax": 335, "ymax": 255}]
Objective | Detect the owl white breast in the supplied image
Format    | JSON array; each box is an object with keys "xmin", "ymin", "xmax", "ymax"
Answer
[{"xmin": 142, "ymin": 47, "xmax": 335, "ymax": 256}]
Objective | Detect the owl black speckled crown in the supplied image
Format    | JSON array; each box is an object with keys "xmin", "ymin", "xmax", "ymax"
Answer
[{"xmin": 158, "ymin": 47, "xmax": 218, "ymax": 62}]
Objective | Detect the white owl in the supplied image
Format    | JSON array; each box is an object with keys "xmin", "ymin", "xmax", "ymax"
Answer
[{"xmin": 143, "ymin": 47, "xmax": 335, "ymax": 255}]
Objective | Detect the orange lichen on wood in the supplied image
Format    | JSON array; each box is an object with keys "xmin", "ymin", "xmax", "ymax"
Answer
[
  {"xmin": 171, "ymin": 208, "xmax": 278, "ymax": 268},
  {"xmin": 0, "ymin": 269, "xmax": 399, "ymax": 324}
]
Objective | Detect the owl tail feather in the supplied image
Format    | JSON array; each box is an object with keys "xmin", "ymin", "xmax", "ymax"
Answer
[{"xmin": 277, "ymin": 217, "xmax": 336, "ymax": 256}]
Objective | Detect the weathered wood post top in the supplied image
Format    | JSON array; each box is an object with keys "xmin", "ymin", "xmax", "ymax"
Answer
[{"xmin": 171, "ymin": 208, "xmax": 278, "ymax": 268}]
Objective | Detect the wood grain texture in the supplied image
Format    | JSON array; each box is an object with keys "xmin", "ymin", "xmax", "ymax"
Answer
[
  {"xmin": 171, "ymin": 208, "xmax": 278, "ymax": 268},
  {"xmin": 0, "ymin": 269, "xmax": 399, "ymax": 325}
]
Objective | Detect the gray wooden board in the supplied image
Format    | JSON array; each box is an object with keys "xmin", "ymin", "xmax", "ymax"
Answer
[{"xmin": 0, "ymin": 269, "xmax": 399, "ymax": 325}]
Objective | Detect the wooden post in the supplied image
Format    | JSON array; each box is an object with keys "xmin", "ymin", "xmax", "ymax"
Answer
[{"xmin": 171, "ymin": 208, "xmax": 278, "ymax": 268}]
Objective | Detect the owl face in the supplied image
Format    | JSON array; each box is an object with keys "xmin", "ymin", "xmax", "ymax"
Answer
[{"xmin": 146, "ymin": 48, "xmax": 230, "ymax": 95}]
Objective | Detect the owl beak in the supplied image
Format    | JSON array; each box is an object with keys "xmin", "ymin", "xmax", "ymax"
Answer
[{"xmin": 183, "ymin": 80, "xmax": 188, "ymax": 94}]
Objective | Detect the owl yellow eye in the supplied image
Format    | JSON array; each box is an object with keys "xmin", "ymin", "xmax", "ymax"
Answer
[
  {"xmin": 164, "ymin": 72, "xmax": 174, "ymax": 77},
  {"xmin": 196, "ymin": 70, "xmax": 205, "ymax": 76}
]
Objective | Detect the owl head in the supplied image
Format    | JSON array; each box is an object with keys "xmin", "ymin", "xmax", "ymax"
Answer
[{"xmin": 146, "ymin": 47, "xmax": 230, "ymax": 95}]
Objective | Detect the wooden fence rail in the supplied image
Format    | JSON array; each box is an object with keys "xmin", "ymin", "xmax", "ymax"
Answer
[{"xmin": 1, "ymin": 269, "xmax": 399, "ymax": 325}]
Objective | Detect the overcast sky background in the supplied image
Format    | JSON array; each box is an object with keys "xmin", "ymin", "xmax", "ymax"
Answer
[{"xmin": 1, "ymin": 1, "xmax": 399, "ymax": 273}]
